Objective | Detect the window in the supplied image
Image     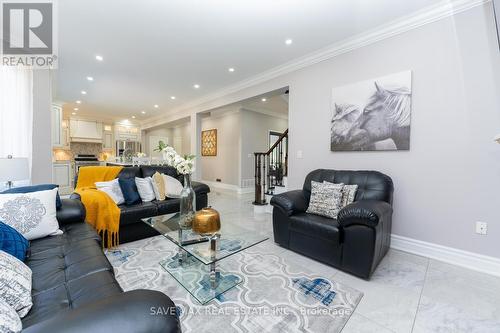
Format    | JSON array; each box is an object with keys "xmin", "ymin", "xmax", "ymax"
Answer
[{"xmin": 0, "ymin": 67, "xmax": 33, "ymax": 187}]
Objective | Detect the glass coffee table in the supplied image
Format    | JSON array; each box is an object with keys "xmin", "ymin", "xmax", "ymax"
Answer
[{"xmin": 142, "ymin": 213, "xmax": 268, "ymax": 304}]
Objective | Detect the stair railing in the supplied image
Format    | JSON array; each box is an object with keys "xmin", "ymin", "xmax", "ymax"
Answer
[{"xmin": 253, "ymin": 129, "xmax": 288, "ymax": 205}]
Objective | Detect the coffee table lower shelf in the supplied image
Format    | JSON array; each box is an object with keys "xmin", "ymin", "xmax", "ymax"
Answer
[{"xmin": 160, "ymin": 251, "xmax": 243, "ymax": 305}]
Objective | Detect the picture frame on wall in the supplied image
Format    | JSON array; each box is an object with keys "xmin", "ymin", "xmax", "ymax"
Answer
[
  {"xmin": 330, "ymin": 71, "xmax": 412, "ymax": 151},
  {"xmin": 201, "ymin": 129, "xmax": 217, "ymax": 156},
  {"xmin": 494, "ymin": 0, "xmax": 500, "ymax": 49}
]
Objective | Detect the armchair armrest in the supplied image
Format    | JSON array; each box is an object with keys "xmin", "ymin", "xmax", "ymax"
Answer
[
  {"xmin": 270, "ymin": 190, "xmax": 308, "ymax": 216},
  {"xmin": 24, "ymin": 290, "xmax": 181, "ymax": 333},
  {"xmin": 56, "ymin": 198, "xmax": 86, "ymax": 225},
  {"xmin": 337, "ymin": 200, "xmax": 392, "ymax": 228}
]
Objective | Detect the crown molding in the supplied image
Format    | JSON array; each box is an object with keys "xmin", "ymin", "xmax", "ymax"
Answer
[{"xmin": 142, "ymin": 0, "xmax": 490, "ymax": 129}]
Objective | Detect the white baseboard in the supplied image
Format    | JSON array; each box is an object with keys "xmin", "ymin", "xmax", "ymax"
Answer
[
  {"xmin": 391, "ymin": 234, "xmax": 500, "ymax": 277},
  {"xmin": 202, "ymin": 180, "xmax": 254, "ymax": 195}
]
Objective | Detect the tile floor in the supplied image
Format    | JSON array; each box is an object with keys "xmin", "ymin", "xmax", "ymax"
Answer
[{"xmin": 208, "ymin": 190, "xmax": 500, "ymax": 333}]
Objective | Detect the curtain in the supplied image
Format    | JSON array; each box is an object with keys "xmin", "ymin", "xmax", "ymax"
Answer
[{"xmin": 0, "ymin": 67, "xmax": 33, "ymax": 187}]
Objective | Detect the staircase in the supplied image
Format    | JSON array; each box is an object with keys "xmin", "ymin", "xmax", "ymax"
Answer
[{"xmin": 253, "ymin": 129, "xmax": 288, "ymax": 207}]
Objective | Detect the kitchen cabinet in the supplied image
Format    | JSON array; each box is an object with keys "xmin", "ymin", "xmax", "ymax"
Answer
[
  {"xmin": 51, "ymin": 104, "xmax": 63, "ymax": 147},
  {"xmin": 52, "ymin": 162, "xmax": 73, "ymax": 195},
  {"xmin": 70, "ymin": 119, "xmax": 103, "ymax": 142},
  {"xmin": 103, "ymin": 125, "xmax": 114, "ymax": 150},
  {"xmin": 115, "ymin": 125, "xmax": 141, "ymax": 141}
]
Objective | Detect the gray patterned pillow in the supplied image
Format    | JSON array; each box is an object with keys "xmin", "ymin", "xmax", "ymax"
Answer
[
  {"xmin": 306, "ymin": 181, "xmax": 344, "ymax": 219},
  {"xmin": 323, "ymin": 181, "xmax": 358, "ymax": 208},
  {"xmin": 0, "ymin": 298, "xmax": 22, "ymax": 333},
  {"xmin": 0, "ymin": 188, "xmax": 62, "ymax": 240},
  {"xmin": 0, "ymin": 251, "xmax": 33, "ymax": 318},
  {"xmin": 341, "ymin": 184, "xmax": 358, "ymax": 207}
]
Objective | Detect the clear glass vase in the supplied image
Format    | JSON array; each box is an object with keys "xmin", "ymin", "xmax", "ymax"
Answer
[{"xmin": 179, "ymin": 174, "xmax": 196, "ymax": 229}]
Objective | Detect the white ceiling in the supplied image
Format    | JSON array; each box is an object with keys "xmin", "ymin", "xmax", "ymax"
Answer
[{"xmin": 56, "ymin": 0, "xmax": 439, "ymax": 122}]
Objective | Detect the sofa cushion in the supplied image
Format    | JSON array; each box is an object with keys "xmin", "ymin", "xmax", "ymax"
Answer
[
  {"xmin": 154, "ymin": 198, "xmax": 180, "ymax": 215},
  {"xmin": 118, "ymin": 177, "xmax": 141, "ymax": 206},
  {"xmin": 141, "ymin": 165, "xmax": 180, "ymax": 180},
  {"xmin": 289, "ymin": 213, "xmax": 340, "ymax": 244},
  {"xmin": 2, "ymin": 184, "xmax": 62, "ymax": 209},
  {"xmin": 119, "ymin": 201, "xmax": 158, "ymax": 226},
  {"xmin": 22, "ymin": 270, "xmax": 122, "ymax": 328},
  {"xmin": 0, "ymin": 251, "xmax": 33, "ymax": 318},
  {"xmin": 0, "ymin": 298, "xmax": 22, "ymax": 333},
  {"xmin": 117, "ymin": 167, "xmax": 141, "ymax": 180}
]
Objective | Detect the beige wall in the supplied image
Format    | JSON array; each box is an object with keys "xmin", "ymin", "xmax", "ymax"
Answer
[{"xmin": 201, "ymin": 110, "xmax": 241, "ymax": 185}]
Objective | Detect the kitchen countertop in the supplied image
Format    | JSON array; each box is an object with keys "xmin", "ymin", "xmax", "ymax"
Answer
[{"xmin": 105, "ymin": 161, "xmax": 133, "ymax": 166}]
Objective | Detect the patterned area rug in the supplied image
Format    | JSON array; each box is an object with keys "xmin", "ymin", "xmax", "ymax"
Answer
[{"xmin": 106, "ymin": 236, "xmax": 363, "ymax": 333}]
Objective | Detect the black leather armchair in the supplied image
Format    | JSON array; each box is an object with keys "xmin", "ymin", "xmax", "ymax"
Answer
[{"xmin": 270, "ymin": 169, "xmax": 394, "ymax": 279}]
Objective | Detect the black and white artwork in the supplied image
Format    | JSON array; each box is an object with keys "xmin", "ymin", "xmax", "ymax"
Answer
[{"xmin": 331, "ymin": 71, "xmax": 412, "ymax": 151}]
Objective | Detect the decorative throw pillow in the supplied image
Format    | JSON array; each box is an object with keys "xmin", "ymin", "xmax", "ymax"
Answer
[
  {"xmin": 0, "ymin": 250, "xmax": 33, "ymax": 318},
  {"xmin": 0, "ymin": 298, "xmax": 22, "ymax": 333},
  {"xmin": 2, "ymin": 184, "xmax": 62, "ymax": 210},
  {"xmin": 341, "ymin": 184, "xmax": 358, "ymax": 207},
  {"xmin": 306, "ymin": 181, "xmax": 344, "ymax": 219},
  {"xmin": 118, "ymin": 178, "xmax": 141, "ymax": 206},
  {"xmin": 323, "ymin": 181, "xmax": 358, "ymax": 208},
  {"xmin": 95, "ymin": 179, "xmax": 125, "ymax": 205},
  {"xmin": 162, "ymin": 174, "xmax": 183, "ymax": 198},
  {"xmin": 0, "ymin": 188, "xmax": 62, "ymax": 240},
  {"xmin": 151, "ymin": 172, "xmax": 166, "ymax": 201},
  {"xmin": 135, "ymin": 177, "xmax": 155, "ymax": 202},
  {"xmin": 0, "ymin": 222, "xmax": 29, "ymax": 262}
]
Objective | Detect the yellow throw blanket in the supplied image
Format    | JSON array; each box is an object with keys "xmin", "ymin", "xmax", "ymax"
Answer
[{"xmin": 75, "ymin": 166, "xmax": 123, "ymax": 248}]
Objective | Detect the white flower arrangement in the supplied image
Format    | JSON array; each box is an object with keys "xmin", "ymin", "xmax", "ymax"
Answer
[{"xmin": 162, "ymin": 146, "xmax": 195, "ymax": 175}]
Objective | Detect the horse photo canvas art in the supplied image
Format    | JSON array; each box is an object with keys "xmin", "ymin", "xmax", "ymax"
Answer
[{"xmin": 331, "ymin": 71, "xmax": 412, "ymax": 151}]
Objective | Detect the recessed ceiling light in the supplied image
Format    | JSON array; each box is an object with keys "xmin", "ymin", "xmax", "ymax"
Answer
[
  {"xmin": 73, "ymin": 108, "xmax": 79, "ymax": 111},
  {"xmin": 132, "ymin": 116, "xmax": 136, "ymax": 119},
  {"xmin": 154, "ymin": 104, "xmax": 159, "ymax": 108},
  {"xmin": 71, "ymin": 112, "xmax": 77, "ymax": 115},
  {"xmin": 285, "ymin": 39, "xmax": 293, "ymax": 45},
  {"xmin": 95, "ymin": 55, "xmax": 103, "ymax": 61},
  {"xmin": 76, "ymin": 100, "xmax": 81, "ymax": 104},
  {"xmin": 193, "ymin": 84, "xmax": 200, "ymax": 89},
  {"xmin": 261, "ymin": 98, "xmax": 267, "ymax": 102},
  {"xmin": 81, "ymin": 90, "xmax": 87, "ymax": 95},
  {"xmin": 170, "ymin": 96, "xmax": 176, "ymax": 100},
  {"xmin": 141, "ymin": 111, "xmax": 146, "ymax": 114},
  {"xmin": 86, "ymin": 76, "xmax": 94, "ymax": 81},
  {"xmin": 228, "ymin": 67, "xmax": 235, "ymax": 72}
]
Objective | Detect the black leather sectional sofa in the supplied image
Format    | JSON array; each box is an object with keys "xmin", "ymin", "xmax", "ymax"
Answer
[
  {"xmin": 271, "ymin": 169, "xmax": 394, "ymax": 279},
  {"xmin": 22, "ymin": 198, "xmax": 180, "ymax": 333},
  {"xmin": 73, "ymin": 165, "xmax": 210, "ymax": 244}
]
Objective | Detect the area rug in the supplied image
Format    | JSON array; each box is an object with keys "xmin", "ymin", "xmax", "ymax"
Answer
[{"xmin": 106, "ymin": 236, "xmax": 363, "ymax": 332}]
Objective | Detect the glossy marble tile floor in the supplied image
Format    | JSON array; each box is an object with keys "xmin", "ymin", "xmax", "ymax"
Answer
[{"xmin": 208, "ymin": 190, "xmax": 500, "ymax": 333}]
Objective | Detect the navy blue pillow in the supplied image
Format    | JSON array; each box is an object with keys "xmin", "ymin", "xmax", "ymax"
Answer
[
  {"xmin": 0, "ymin": 221, "xmax": 29, "ymax": 261},
  {"xmin": 118, "ymin": 178, "xmax": 141, "ymax": 206},
  {"xmin": 2, "ymin": 184, "xmax": 62, "ymax": 209}
]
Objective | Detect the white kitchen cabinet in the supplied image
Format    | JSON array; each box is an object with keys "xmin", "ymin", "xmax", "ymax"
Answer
[
  {"xmin": 51, "ymin": 104, "xmax": 63, "ymax": 147},
  {"xmin": 115, "ymin": 125, "xmax": 140, "ymax": 141},
  {"xmin": 103, "ymin": 127, "xmax": 113, "ymax": 150},
  {"xmin": 52, "ymin": 162, "xmax": 72, "ymax": 195},
  {"xmin": 70, "ymin": 119, "xmax": 103, "ymax": 142}
]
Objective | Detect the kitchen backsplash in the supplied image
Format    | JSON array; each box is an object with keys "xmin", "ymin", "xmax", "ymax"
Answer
[{"xmin": 70, "ymin": 142, "xmax": 103, "ymax": 156}]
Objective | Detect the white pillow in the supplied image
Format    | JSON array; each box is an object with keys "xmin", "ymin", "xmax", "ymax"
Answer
[
  {"xmin": 0, "ymin": 251, "xmax": 33, "ymax": 318},
  {"xmin": 135, "ymin": 177, "xmax": 155, "ymax": 202},
  {"xmin": 0, "ymin": 188, "xmax": 62, "ymax": 240},
  {"xmin": 95, "ymin": 179, "xmax": 125, "ymax": 205},
  {"xmin": 162, "ymin": 174, "xmax": 184, "ymax": 198},
  {"xmin": 0, "ymin": 298, "xmax": 22, "ymax": 333}
]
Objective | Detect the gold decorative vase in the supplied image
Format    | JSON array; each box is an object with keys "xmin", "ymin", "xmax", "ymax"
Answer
[{"xmin": 193, "ymin": 207, "xmax": 221, "ymax": 236}]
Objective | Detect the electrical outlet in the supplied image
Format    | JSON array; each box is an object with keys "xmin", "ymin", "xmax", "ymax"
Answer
[
  {"xmin": 475, "ymin": 221, "xmax": 488, "ymax": 235},
  {"xmin": 296, "ymin": 150, "xmax": 303, "ymax": 159}
]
